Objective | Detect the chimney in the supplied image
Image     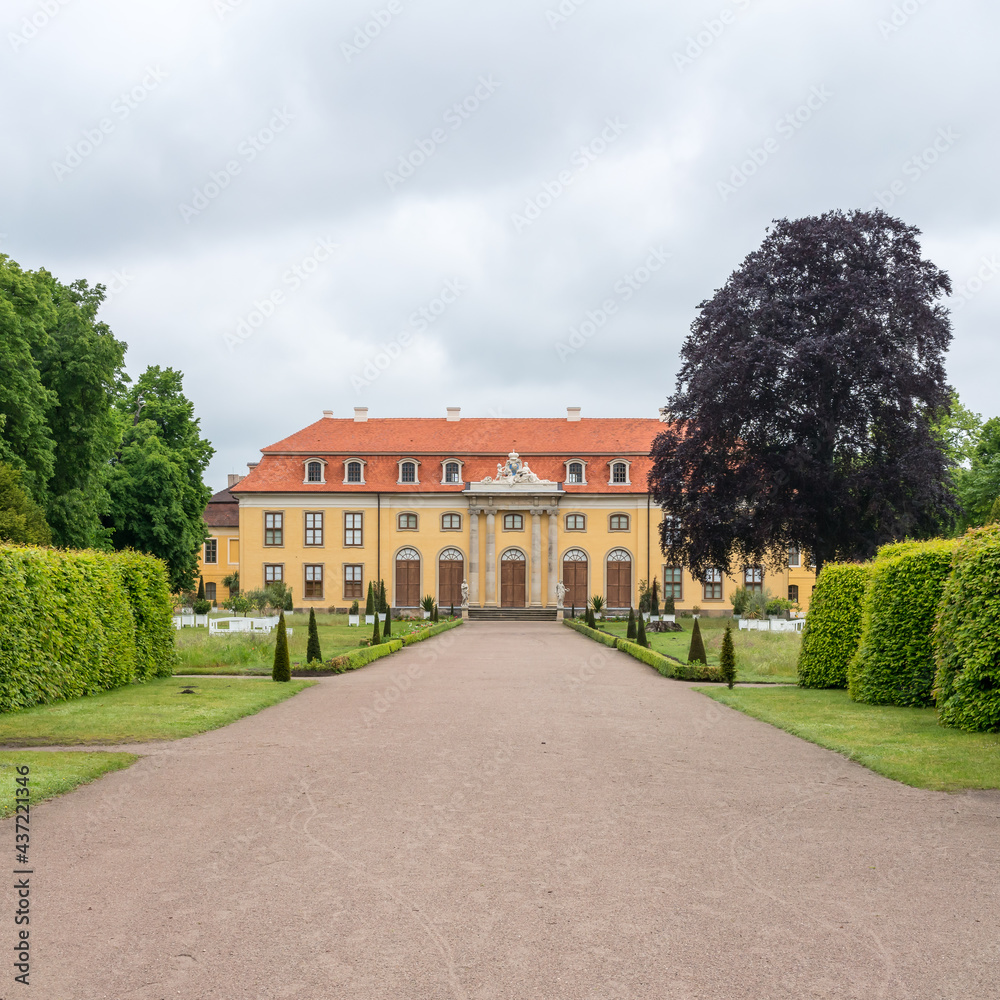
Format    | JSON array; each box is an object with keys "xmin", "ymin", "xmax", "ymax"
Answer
[
  {"xmin": 567, "ymin": 406, "xmax": 582, "ymax": 422},
  {"xmin": 322, "ymin": 409, "xmax": 333, "ymax": 418},
  {"xmin": 247, "ymin": 462, "xmax": 259, "ymax": 471},
  {"xmin": 227, "ymin": 473, "xmax": 245, "ymax": 488},
  {"xmin": 446, "ymin": 407, "xmax": 461, "ymax": 422},
  {"xmin": 354, "ymin": 407, "xmax": 369, "ymax": 422}
]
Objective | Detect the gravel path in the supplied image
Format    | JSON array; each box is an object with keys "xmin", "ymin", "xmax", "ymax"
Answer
[{"xmin": 5, "ymin": 621, "xmax": 998, "ymax": 998}]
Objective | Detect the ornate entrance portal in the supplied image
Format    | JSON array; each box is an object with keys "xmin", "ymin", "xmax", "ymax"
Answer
[{"xmin": 500, "ymin": 549, "xmax": 526, "ymax": 607}]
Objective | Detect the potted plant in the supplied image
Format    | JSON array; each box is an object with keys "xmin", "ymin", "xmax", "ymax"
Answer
[
  {"xmin": 365, "ymin": 582, "xmax": 376, "ymax": 624},
  {"xmin": 729, "ymin": 585, "xmax": 750, "ymax": 620},
  {"xmin": 691, "ymin": 604, "xmax": 701, "ymax": 619},
  {"xmin": 649, "ymin": 579, "xmax": 660, "ymax": 621},
  {"xmin": 348, "ymin": 600, "xmax": 360, "ymax": 626},
  {"xmin": 421, "ymin": 594, "xmax": 435, "ymax": 619},
  {"xmin": 662, "ymin": 593, "xmax": 676, "ymax": 623},
  {"xmin": 590, "ymin": 594, "xmax": 605, "ymax": 620},
  {"xmin": 377, "ymin": 580, "xmax": 388, "ymax": 622}
]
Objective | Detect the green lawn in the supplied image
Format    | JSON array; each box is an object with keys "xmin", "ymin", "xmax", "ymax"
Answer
[
  {"xmin": 1, "ymin": 751, "xmax": 139, "ymax": 817},
  {"xmin": 0, "ymin": 677, "xmax": 313, "ymax": 746},
  {"xmin": 599, "ymin": 617, "xmax": 800, "ymax": 683},
  {"xmin": 697, "ymin": 686, "xmax": 1000, "ymax": 791},
  {"xmin": 174, "ymin": 612, "xmax": 443, "ymax": 674}
]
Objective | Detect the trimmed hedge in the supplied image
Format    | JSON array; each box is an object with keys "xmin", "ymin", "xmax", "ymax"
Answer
[
  {"xmin": 933, "ymin": 526, "xmax": 1000, "ymax": 732},
  {"xmin": 401, "ymin": 618, "xmax": 462, "ymax": 646},
  {"xmin": 0, "ymin": 545, "xmax": 174, "ymax": 713},
  {"xmin": 848, "ymin": 538, "xmax": 958, "ymax": 707},
  {"xmin": 565, "ymin": 619, "xmax": 722, "ymax": 681},
  {"xmin": 797, "ymin": 562, "xmax": 872, "ymax": 688}
]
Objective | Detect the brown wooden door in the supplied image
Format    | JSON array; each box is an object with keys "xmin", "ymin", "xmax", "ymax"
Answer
[
  {"xmin": 500, "ymin": 553, "xmax": 526, "ymax": 607},
  {"xmin": 439, "ymin": 555, "xmax": 464, "ymax": 609},
  {"xmin": 607, "ymin": 553, "xmax": 632, "ymax": 609},
  {"xmin": 562, "ymin": 558, "xmax": 588, "ymax": 610},
  {"xmin": 395, "ymin": 556, "xmax": 420, "ymax": 607}
]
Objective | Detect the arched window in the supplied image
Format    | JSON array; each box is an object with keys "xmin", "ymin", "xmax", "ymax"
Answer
[
  {"xmin": 606, "ymin": 548, "xmax": 632, "ymax": 608},
  {"xmin": 441, "ymin": 512, "xmax": 462, "ymax": 530},
  {"xmin": 500, "ymin": 548, "xmax": 526, "ymax": 608},
  {"xmin": 444, "ymin": 461, "xmax": 461, "ymax": 484},
  {"xmin": 611, "ymin": 462, "xmax": 628, "ymax": 484},
  {"xmin": 306, "ymin": 461, "xmax": 323, "ymax": 483},
  {"xmin": 346, "ymin": 461, "xmax": 363, "ymax": 483},
  {"xmin": 400, "ymin": 461, "xmax": 417, "ymax": 483},
  {"xmin": 609, "ymin": 513, "xmax": 630, "ymax": 531},
  {"xmin": 568, "ymin": 462, "xmax": 584, "ymax": 483},
  {"xmin": 503, "ymin": 513, "xmax": 524, "ymax": 530},
  {"xmin": 562, "ymin": 547, "xmax": 588, "ymax": 610},
  {"xmin": 398, "ymin": 513, "xmax": 418, "ymax": 530},
  {"xmin": 565, "ymin": 513, "xmax": 585, "ymax": 531},
  {"xmin": 439, "ymin": 547, "xmax": 464, "ymax": 608}
]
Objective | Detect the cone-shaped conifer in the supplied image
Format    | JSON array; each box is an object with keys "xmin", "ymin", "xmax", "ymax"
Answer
[
  {"xmin": 627, "ymin": 607, "xmax": 637, "ymax": 640},
  {"xmin": 371, "ymin": 611, "xmax": 381, "ymax": 645},
  {"xmin": 306, "ymin": 608, "xmax": 322, "ymax": 664},
  {"xmin": 688, "ymin": 617, "xmax": 707, "ymax": 665},
  {"xmin": 365, "ymin": 581, "xmax": 375, "ymax": 617},
  {"xmin": 720, "ymin": 624, "xmax": 736, "ymax": 688},
  {"xmin": 272, "ymin": 612, "xmax": 291, "ymax": 681},
  {"xmin": 636, "ymin": 612, "xmax": 648, "ymax": 648}
]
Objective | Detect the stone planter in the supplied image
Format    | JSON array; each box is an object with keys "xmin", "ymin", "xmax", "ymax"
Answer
[
  {"xmin": 422, "ymin": 611, "xmax": 431, "ymax": 619},
  {"xmin": 365, "ymin": 615, "xmax": 375, "ymax": 625},
  {"xmin": 663, "ymin": 615, "xmax": 676, "ymax": 623},
  {"xmin": 378, "ymin": 613, "xmax": 387, "ymax": 622},
  {"xmin": 348, "ymin": 615, "xmax": 360, "ymax": 626}
]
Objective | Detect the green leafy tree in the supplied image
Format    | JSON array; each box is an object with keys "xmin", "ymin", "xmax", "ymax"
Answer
[
  {"xmin": 957, "ymin": 417, "xmax": 1000, "ymax": 529},
  {"xmin": 306, "ymin": 608, "xmax": 322, "ymax": 664},
  {"xmin": 720, "ymin": 625, "xmax": 736, "ymax": 688},
  {"xmin": 226, "ymin": 592, "xmax": 253, "ymax": 617},
  {"xmin": 688, "ymin": 617, "xmax": 707, "ymax": 665},
  {"xmin": 105, "ymin": 366, "xmax": 213, "ymax": 591},
  {"xmin": 627, "ymin": 607, "xmax": 637, "ymax": 640},
  {"xmin": 0, "ymin": 462, "xmax": 52, "ymax": 544},
  {"xmin": 272, "ymin": 612, "xmax": 291, "ymax": 681},
  {"xmin": 636, "ymin": 612, "xmax": 648, "ymax": 649}
]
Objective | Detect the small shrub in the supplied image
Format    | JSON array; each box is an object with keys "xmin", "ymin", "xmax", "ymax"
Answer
[
  {"xmin": 371, "ymin": 612, "xmax": 382, "ymax": 645},
  {"xmin": 365, "ymin": 582, "xmax": 375, "ymax": 617},
  {"xmin": 797, "ymin": 562, "xmax": 871, "ymax": 688},
  {"xmin": 626, "ymin": 608, "xmax": 637, "ymax": 640},
  {"xmin": 383, "ymin": 609, "xmax": 392, "ymax": 637},
  {"xmin": 306, "ymin": 608, "xmax": 322, "ymax": 663},
  {"xmin": 663, "ymin": 594, "xmax": 675, "ymax": 615},
  {"xmin": 729, "ymin": 586, "xmax": 751, "ymax": 616},
  {"xmin": 636, "ymin": 612, "xmax": 648, "ymax": 649},
  {"xmin": 688, "ymin": 617, "xmax": 707, "ymax": 665},
  {"xmin": 349, "ymin": 600, "xmax": 359, "ymax": 615},
  {"xmin": 719, "ymin": 624, "xmax": 736, "ymax": 688},
  {"xmin": 272, "ymin": 612, "xmax": 291, "ymax": 681},
  {"xmin": 590, "ymin": 594, "xmax": 605, "ymax": 615},
  {"xmin": 192, "ymin": 598, "xmax": 211, "ymax": 615}
]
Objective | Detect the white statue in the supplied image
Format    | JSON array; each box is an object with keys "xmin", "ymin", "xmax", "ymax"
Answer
[
  {"xmin": 556, "ymin": 581, "xmax": 567, "ymax": 609},
  {"xmin": 482, "ymin": 450, "xmax": 553, "ymax": 486},
  {"xmin": 460, "ymin": 580, "xmax": 470, "ymax": 607}
]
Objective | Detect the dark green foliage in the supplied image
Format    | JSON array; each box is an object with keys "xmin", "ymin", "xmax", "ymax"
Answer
[
  {"xmin": 626, "ymin": 607, "xmax": 637, "ymax": 640},
  {"xmin": 934, "ymin": 526, "xmax": 1000, "ymax": 731},
  {"xmin": 105, "ymin": 367, "xmax": 213, "ymax": 591},
  {"xmin": 848, "ymin": 538, "xmax": 957, "ymax": 706},
  {"xmin": 450, "ymin": 603, "xmax": 455, "ymax": 618},
  {"xmin": 0, "ymin": 462, "xmax": 51, "ymax": 544},
  {"xmin": 272, "ymin": 612, "xmax": 291, "ymax": 681},
  {"xmin": 0, "ymin": 546, "xmax": 174, "ymax": 711},
  {"xmin": 663, "ymin": 594, "xmax": 675, "ymax": 615},
  {"xmin": 222, "ymin": 571, "xmax": 239, "ymax": 595},
  {"xmin": 687, "ymin": 617, "xmax": 707, "ymax": 665},
  {"xmin": 306, "ymin": 608, "xmax": 322, "ymax": 664},
  {"xmin": 585, "ymin": 607, "xmax": 596, "ymax": 629},
  {"xmin": 636, "ymin": 612, "xmax": 648, "ymax": 649},
  {"xmin": 720, "ymin": 625, "xmax": 736, "ymax": 688},
  {"xmin": 283, "ymin": 587, "xmax": 293, "ymax": 612},
  {"xmin": 797, "ymin": 563, "xmax": 872, "ymax": 688},
  {"xmin": 349, "ymin": 599, "xmax": 359, "ymax": 615},
  {"xmin": 650, "ymin": 579, "xmax": 660, "ymax": 617},
  {"xmin": 431, "ymin": 603, "xmax": 439, "ymax": 623},
  {"xmin": 365, "ymin": 582, "xmax": 375, "ymax": 616},
  {"xmin": 197, "ymin": 576, "xmax": 205, "ymax": 601},
  {"xmin": 371, "ymin": 611, "xmax": 381, "ymax": 645},
  {"xmin": 382, "ymin": 609, "xmax": 392, "ymax": 637},
  {"xmin": 377, "ymin": 580, "xmax": 389, "ymax": 614},
  {"xmin": 192, "ymin": 599, "xmax": 211, "ymax": 615}
]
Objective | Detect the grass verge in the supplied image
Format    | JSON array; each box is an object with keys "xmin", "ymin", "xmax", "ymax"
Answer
[
  {"xmin": 0, "ymin": 677, "xmax": 313, "ymax": 746},
  {"xmin": 1, "ymin": 751, "xmax": 139, "ymax": 817},
  {"xmin": 696, "ymin": 686, "xmax": 1000, "ymax": 791}
]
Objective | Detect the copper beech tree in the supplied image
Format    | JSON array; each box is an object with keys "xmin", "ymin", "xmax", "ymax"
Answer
[{"xmin": 650, "ymin": 209, "xmax": 958, "ymax": 577}]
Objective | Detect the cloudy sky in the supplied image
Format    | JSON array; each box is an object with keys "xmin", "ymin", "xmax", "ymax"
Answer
[{"xmin": 3, "ymin": 0, "xmax": 997, "ymax": 492}]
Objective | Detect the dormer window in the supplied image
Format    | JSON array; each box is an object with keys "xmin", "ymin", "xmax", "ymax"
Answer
[
  {"xmin": 610, "ymin": 461, "xmax": 630, "ymax": 485},
  {"xmin": 398, "ymin": 460, "xmax": 418, "ymax": 484},
  {"xmin": 304, "ymin": 459, "xmax": 325, "ymax": 484},
  {"xmin": 567, "ymin": 461, "xmax": 584, "ymax": 484},
  {"xmin": 345, "ymin": 460, "xmax": 365, "ymax": 484},
  {"xmin": 443, "ymin": 461, "xmax": 462, "ymax": 484}
]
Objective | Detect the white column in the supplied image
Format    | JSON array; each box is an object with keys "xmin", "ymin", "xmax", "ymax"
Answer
[
  {"xmin": 547, "ymin": 510, "xmax": 558, "ymax": 607},
  {"xmin": 468, "ymin": 508, "xmax": 480, "ymax": 607},
  {"xmin": 485, "ymin": 511, "xmax": 496, "ymax": 607},
  {"xmin": 530, "ymin": 511, "xmax": 542, "ymax": 606}
]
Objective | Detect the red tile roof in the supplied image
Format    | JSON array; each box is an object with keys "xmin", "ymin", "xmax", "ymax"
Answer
[{"xmin": 233, "ymin": 417, "xmax": 664, "ymax": 495}]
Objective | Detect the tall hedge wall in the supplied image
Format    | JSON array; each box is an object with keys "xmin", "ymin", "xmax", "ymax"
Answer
[
  {"xmin": 0, "ymin": 546, "xmax": 174, "ymax": 713},
  {"xmin": 847, "ymin": 538, "xmax": 957, "ymax": 707},
  {"xmin": 933, "ymin": 526, "xmax": 1000, "ymax": 732},
  {"xmin": 796, "ymin": 563, "xmax": 872, "ymax": 688}
]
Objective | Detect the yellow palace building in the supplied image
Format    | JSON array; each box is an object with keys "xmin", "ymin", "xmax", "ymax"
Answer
[{"xmin": 199, "ymin": 407, "xmax": 816, "ymax": 616}]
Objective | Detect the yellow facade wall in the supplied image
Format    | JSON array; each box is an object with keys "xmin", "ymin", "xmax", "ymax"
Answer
[{"xmin": 197, "ymin": 525, "xmax": 239, "ymax": 605}]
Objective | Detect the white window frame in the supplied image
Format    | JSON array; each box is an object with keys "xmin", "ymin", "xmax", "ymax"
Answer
[
  {"xmin": 441, "ymin": 459, "xmax": 464, "ymax": 484},
  {"xmin": 397, "ymin": 512, "xmax": 419, "ymax": 531},
  {"xmin": 303, "ymin": 458, "xmax": 327, "ymax": 484},
  {"xmin": 441, "ymin": 512, "xmax": 463, "ymax": 531},
  {"xmin": 564, "ymin": 459, "xmax": 587, "ymax": 485},
  {"xmin": 397, "ymin": 459, "xmax": 420, "ymax": 484},
  {"xmin": 788, "ymin": 545, "xmax": 801, "ymax": 568},
  {"xmin": 609, "ymin": 460, "xmax": 631, "ymax": 485},
  {"xmin": 343, "ymin": 459, "xmax": 367, "ymax": 484}
]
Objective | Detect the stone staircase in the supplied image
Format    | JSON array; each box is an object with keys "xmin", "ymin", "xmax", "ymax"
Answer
[{"xmin": 466, "ymin": 607, "xmax": 559, "ymax": 622}]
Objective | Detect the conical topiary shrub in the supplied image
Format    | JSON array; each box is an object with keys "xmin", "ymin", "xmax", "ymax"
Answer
[
  {"xmin": 197, "ymin": 575, "xmax": 205, "ymax": 601},
  {"xmin": 636, "ymin": 612, "xmax": 648, "ymax": 648},
  {"xmin": 650, "ymin": 579, "xmax": 660, "ymax": 618},
  {"xmin": 432, "ymin": 603, "xmax": 439, "ymax": 623},
  {"xmin": 688, "ymin": 617, "xmax": 707, "ymax": 665},
  {"xmin": 383, "ymin": 608, "xmax": 392, "ymax": 637},
  {"xmin": 720, "ymin": 624, "xmax": 736, "ymax": 688},
  {"xmin": 627, "ymin": 607, "xmax": 637, "ymax": 640},
  {"xmin": 378, "ymin": 580, "xmax": 388, "ymax": 615},
  {"xmin": 272, "ymin": 612, "xmax": 291, "ymax": 681},
  {"xmin": 365, "ymin": 581, "xmax": 375, "ymax": 618},
  {"xmin": 371, "ymin": 611, "xmax": 381, "ymax": 645},
  {"xmin": 306, "ymin": 608, "xmax": 322, "ymax": 664}
]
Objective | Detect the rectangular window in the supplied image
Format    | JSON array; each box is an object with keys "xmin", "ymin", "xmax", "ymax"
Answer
[
  {"xmin": 788, "ymin": 584, "xmax": 799, "ymax": 603},
  {"xmin": 612, "ymin": 463, "xmax": 628, "ymax": 483},
  {"xmin": 344, "ymin": 564, "xmax": 363, "ymax": 599},
  {"xmin": 204, "ymin": 538, "xmax": 218, "ymax": 564},
  {"xmin": 565, "ymin": 514, "xmax": 585, "ymax": 531},
  {"xmin": 703, "ymin": 568, "xmax": 723, "ymax": 601},
  {"xmin": 304, "ymin": 564, "xmax": 324, "ymax": 600},
  {"xmin": 205, "ymin": 582, "xmax": 217, "ymax": 601},
  {"xmin": 744, "ymin": 567, "xmax": 763, "ymax": 593},
  {"xmin": 264, "ymin": 512, "xmax": 283, "ymax": 546},
  {"xmin": 264, "ymin": 564, "xmax": 283, "ymax": 584},
  {"xmin": 663, "ymin": 565, "xmax": 683, "ymax": 601},
  {"xmin": 305, "ymin": 511, "xmax": 324, "ymax": 546},
  {"xmin": 441, "ymin": 513, "xmax": 462, "ymax": 530},
  {"xmin": 788, "ymin": 545, "xmax": 801, "ymax": 568},
  {"xmin": 344, "ymin": 512, "xmax": 363, "ymax": 546}
]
